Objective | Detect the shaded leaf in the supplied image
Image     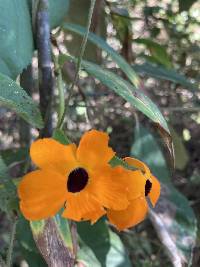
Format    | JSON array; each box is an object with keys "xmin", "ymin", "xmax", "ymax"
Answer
[
  {"xmin": 16, "ymin": 216, "xmax": 47, "ymax": 267},
  {"xmin": 48, "ymin": 0, "xmax": 70, "ymax": 28},
  {"xmin": 53, "ymin": 129, "xmax": 71, "ymax": 145},
  {"xmin": 0, "ymin": 0, "xmax": 33, "ymax": 79},
  {"xmin": 0, "ymin": 156, "xmax": 9, "ymax": 181},
  {"xmin": 135, "ymin": 38, "xmax": 172, "ymax": 68},
  {"xmin": 131, "ymin": 126, "xmax": 197, "ymax": 267},
  {"xmin": 0, "ymin": 73, "xmax": 43, "ymax": 128},
  {"xmin": 1, "ymin": 148, "xmax": 28, "ymax": 166},
  {"xmin": 178, "ymin": 0, "xmax": 197, "ymax": 11},
  {"xmin": 169, "ymin": 126, "xmax": 189, "ymax": 170},
  {"xmin": 59, "ymin": 55, "xmax": 170, "ymax": 136},
  {"xmin": 77, "ymin": 219, "xmax": 131, "ymax": 267},
  {"xmin": 133, "ymin": 62, "xmax": 197, "ymax": 91},
  {"xmin": 62, "ymin": 23, "xmax": 140, "ymax": 87},
  {"xmin": 27, "ymin": 0, "xmax": 70, "ymax": 29}
]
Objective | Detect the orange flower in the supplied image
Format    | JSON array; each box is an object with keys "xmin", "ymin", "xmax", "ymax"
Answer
[
  {"xmin": 107, "ymin": 157, "xmax": 160, "ymax": 231},
  {"xmin": 18, "ymin": 130, "xmax": 134, "ymax": 223}
]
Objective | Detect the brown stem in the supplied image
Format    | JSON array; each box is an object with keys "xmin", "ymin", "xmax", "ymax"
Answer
[{"xmin": 33, "ymin": 219, "xmax": 76, "ymax": 267}]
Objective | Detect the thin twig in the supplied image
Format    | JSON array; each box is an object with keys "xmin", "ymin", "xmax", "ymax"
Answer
[
  {"xmin": 6, "ymin": 217, "xmax": 18, "ymax": 267},
  {"xmin": 57, "ymin": 0, "xmax": 96, "ymax": 129},
  {"xmin": 53, "ymin": 54, "xmax": 65, "ymax": 126}
]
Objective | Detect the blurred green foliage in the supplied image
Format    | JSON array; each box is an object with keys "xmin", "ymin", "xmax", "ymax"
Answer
[{"xmin": 0, "ymin": 0, "xmax": 199, "ymax": 266}]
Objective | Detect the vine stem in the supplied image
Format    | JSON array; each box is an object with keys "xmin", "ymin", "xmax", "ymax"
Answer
[
  {"xmin": 6, "ymin": 217, "xmax": 18, "ymax": 267},
  {"xmin": 37, "ymin": 0, "xmax": 53, "ymax": 137},
  {"xmin": 53, "ymin": 54, "xmax": 65, "ymax": 127},
  {"xmin": 57, "ymin": 0, "xmax": 96, "ymax": 129}
]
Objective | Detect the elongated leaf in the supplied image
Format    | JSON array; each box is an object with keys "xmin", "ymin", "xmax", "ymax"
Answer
[
  {"xmin": 135, "ymin": 38, "xmax": 172, "ymax": 68},
  {"xmin": 0, "ymin": 73, "xmax": 43, "ymax": 128},
  {"xmin": 133, "ymin": 62, "xmax": 197, "ymax": 90},
  {"xmin": 77, "ymin": 219, "xmax": 131, "ymax": 267},
  {"xmin": 131, "ymin": 126, "xmax": 197, "ymax": 267},
  {"xmin": 169, "ymin": 126, "xmax": 189, "ymax": 170},
  {"xmin": 0, "ymin": 0, "xmax": 33, "ymax": 79},
  {"xmin": 59, "ymin": 54, "xmax": 169, "ymax": 135},
  {"xmin": 62, "ymin": 23, "xmax": 140, "ymax": 87}
]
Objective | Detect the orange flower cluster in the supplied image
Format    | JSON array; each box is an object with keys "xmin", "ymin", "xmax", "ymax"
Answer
[{"xmin": 18, "ymin": 130, "xmax": 160, "ymax": 230}]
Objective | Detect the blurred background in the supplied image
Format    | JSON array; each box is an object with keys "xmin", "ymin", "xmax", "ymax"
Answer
[{"xmin": 0, "ymin": 0, "xmax": 200, "ymax": 266}]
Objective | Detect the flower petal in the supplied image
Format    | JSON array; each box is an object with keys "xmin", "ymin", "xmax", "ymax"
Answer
[
  {"xmin": 62, "ymin": 192, "xmax": 105, "ymax": 222},
  {"xmin": 107, "ymin": 197, "xmax": 148, "ymax": 231},
  {"xmin": 18, "ymin": 170, "xmax": 66, "ymax": 220},
  {"xmin": 125, "ymin": 170, "xmax": 147, "ymax": 200},
  {"xmin": 90, "ymin": 166, "xmax": 129, "ymax": 210},
  {"xmin": 76, "ymin": 130, "xmax": 115, "ymax": 170},
  {"xmin": 149, "ymin": 175, "xmax": 160, "ymax": 206},
  {"xmin": 30, "ymin": 138, "xmax": 78, "ymax": 175},
  {"xmin": 124, "ymin": 157, "xmax": 151, "ymax": 178}
]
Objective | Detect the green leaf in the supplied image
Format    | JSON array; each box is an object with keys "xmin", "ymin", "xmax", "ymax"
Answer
[
  {"xmin": 1, "ymin": 148, "xmax": 28, "ymax": 166},
  {"xmin": 131, "ymin": 126, "xmax": 197, "ymax": 267},
  {"xmin": 135, "ymin": 38, "xmax": 172, "ymax": 69},
  {"xmin": 0, "ymin": 0, "xmax": 33, "ymax": 79},
  {"xmin": 178, "ymin": 0, "xmax": 197, "ymax": 11},
  {"xmin": 169, "ymin": 126, "xmax": 189, "ymax": 170},
  {"xmin": 133, "ymin": 61, "xmax": 197, "ymax": 91},
  {"xmin": 62, "ymin": 23, "xmax": 140, "ymax": 87},
  {"xmin": 59, "ymin": 54, "xmax": 169, "ymax": 135},
  {"xmin": 109, "ymin": 156, "xmax": 136, "ymax": 171},
  {"xmin": 53, "ymin": 129, "xmax": 71, "ymax": 145},
  {"xmin": 27, "ymin": 0, "xmax": 70, "ymax": 29},
  {"xmin": 77, "ymin": 219, "xmax": 131, "ymax": 267},
  {"xmin": 0, "ymin": 156, "xmax": 9, "ymax": 181},
  {"xmin": 17, "ymin": 217, "xmax": 47, "ymax": 267},
  {"xmin": 0, "ymin": 73, "xmax": 43, "ymax": 128},
  {"xmin": 48, "ymin": 0, "xmax": 70, "ymax": 28}
]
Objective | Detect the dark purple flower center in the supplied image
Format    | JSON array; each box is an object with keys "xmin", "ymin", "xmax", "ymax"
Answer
[
  {"xmin": 67, "ymin": 168, "xmax": 89, "ymax": 193},
  {"xmin": 145, "ymin": 179, "xmax": 152, "ymax": 196}
]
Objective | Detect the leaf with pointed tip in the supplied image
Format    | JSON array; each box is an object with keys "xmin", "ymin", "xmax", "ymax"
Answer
[
  {"xmin": 59, "ymin": 54, "xmax": 170, "ymax": 135},
  {"xmin": 133, "ymin": 62, "xmax": 197, "ymax": 91},
  {"xmin": 53, "ymin": 129, "xmax": 71, "ymax": 145}
]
